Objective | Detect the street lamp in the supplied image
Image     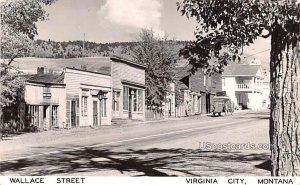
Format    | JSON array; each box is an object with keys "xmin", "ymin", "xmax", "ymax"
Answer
[{"xmin": 98, "ymin": 90, "xmax": 108, "ymax": 100}]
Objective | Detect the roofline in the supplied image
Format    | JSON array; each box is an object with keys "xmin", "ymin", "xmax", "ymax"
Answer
[
  {"xmin": 26, "ymin": 81, "xmax": 66, "ymax": 86},
  {"xmin": 110, "ymin": 56, "xmax": 146, "ymax": 69},
  {"xmin": 121, "ymin": 80, "xmax": 146, "ymax": 89},
  {"xmin": 65, "ymin": 67, "xmax": 111, "ymax": 76},
  {"xmin": 222, "ymin": 75, "xmax": 263, "ymax": 78}
]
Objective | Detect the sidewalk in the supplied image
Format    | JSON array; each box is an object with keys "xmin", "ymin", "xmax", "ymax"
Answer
[{"xmin": 0, "ymin": 109, "xmax": 261, "ymax": 144}]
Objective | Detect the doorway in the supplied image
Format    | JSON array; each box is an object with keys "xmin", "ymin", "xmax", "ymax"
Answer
[
  {"xmin": 206, "ymin": 94, "xmax": 211, "ymax": 113},
  {"xmin": 51, "ymin": 105, "xmax": 58, "ymax": 127},
  {"xmin": 71, "ymin": 101, "xmax": 76, "ymax": 127},
  {"xmin": 93, "ymin": 101, "xmax": 98, "ymax": 126},
  {"xmin": 128, "ymin": 92, "xmax": 132, "ymax": 119}
]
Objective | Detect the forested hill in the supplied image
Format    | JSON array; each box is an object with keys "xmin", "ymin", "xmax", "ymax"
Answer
[{"xmin": 29, "ymin": 39, "xmax": 189, "ymax": 58}]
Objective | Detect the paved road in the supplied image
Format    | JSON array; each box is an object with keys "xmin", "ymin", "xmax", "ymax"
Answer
[{"xmin": 0, "ymin": 110, "xmax": 271, "ymax": 176}]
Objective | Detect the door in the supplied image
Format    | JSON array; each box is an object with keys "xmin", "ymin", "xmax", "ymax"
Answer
[
  {"xmin": 51, "ymin": 106, "xmax": 58, "ymax": 127},
  {"xmin": 206, "ymin": 94, "xmax": 211, "ymax": 113},
  {"xmin": 71, "ymin": 101, "xmax": 76, "ymax": 127},
  {"xmin": 93, "ymin": 101, "xmax": 98, "ymax": 126},
  {"xmin": 43, "ymin": 105, "xmax": 49, "ymax": 129}
]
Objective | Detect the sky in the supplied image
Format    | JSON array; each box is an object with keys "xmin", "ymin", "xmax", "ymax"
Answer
[
  {"xmin": 35, "ymin": 0, "xmax": 270, "ymax": 62},
  {"xmin": 36, "ymin": 0, "xmax": 198, "ymax": 43}
]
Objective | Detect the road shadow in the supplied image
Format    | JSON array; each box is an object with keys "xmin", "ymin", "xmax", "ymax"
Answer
[{"xmin": 0, "ymin": 147, "xmax": 270, "ymax": 176}]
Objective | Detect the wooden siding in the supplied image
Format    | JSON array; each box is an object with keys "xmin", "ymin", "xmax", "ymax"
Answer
[
  {"xmin": 24, "ymin": 83, "xmax": 66, "ymax": 128},
  {"xmin": 64, "ymin": 68, "xmax": 111, "ymax": 96},
  {"xmin": 64, "ymin": 68, "xmax": 112, "ymax": 126},
  {"xmin": 111, "ymin": 60, "xmax": 146, "ymax": 121},
  {"xmin": 111, "ymin": 61, "xmax": 145, "ymax": 90}
]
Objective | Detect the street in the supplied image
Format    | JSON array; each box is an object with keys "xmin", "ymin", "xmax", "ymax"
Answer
[{"xmin": 0, "ymin": 111, "xmax": 271, "ymax": 176}]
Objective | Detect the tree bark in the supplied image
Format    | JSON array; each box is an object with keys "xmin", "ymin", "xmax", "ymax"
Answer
[{"xmin": 269, "ymin": 25, "xmax": 300, "ymax": 176}]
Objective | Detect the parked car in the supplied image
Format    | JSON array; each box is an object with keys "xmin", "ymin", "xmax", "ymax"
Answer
[{"xmin": 211, "ymin": 96, "xmax": 234, "ymax": 116}]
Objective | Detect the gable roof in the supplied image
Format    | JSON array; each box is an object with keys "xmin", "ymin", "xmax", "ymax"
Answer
[
  {"xmin": 174, "ymin": 66, "xmax": 192, "ymax": 80},
  {"xmin": 24, "ymin": 73, "xmax": 65, "ymax": 85},
  {"xmin": 111, "ymin": 55, "xmax": 146, "ymax": 69},
  {"xmin": 222, "ymin": 63, "xmax": 261, "ymax": 77}
]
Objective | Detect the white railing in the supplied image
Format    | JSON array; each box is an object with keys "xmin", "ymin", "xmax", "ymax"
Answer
[
  {"xmin": 236, "ymin": 83, "xmax": 251, "ymax": 89},
  {"xmin": 236, "ymin": 83, "xmax": 263, "ymax": 92}
]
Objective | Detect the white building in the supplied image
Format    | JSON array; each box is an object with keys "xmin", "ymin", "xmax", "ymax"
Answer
[{"xmin": 222, "ymin": 61, "xmax": 265, "ymax": 110}]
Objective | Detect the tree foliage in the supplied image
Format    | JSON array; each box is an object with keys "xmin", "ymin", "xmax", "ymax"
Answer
[
  {"xmin": 0, "ymin": 0, "xmax": 56, "ymax": 129},
  {"xmin": 133, "ymin": 29, "xmax": 178, "ymax": 107},
  {"xmin": 177, "ymin": 0, "xmax": 299, "ymax": 73},
  {"xmin": 1, "ymin": 0, "xmax": 57, "ymax": 62}
]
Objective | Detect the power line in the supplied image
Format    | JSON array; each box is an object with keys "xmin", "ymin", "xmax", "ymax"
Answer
[{"xmin": 244, "ymin": 49, "xmax": 271, "ymax": 58}]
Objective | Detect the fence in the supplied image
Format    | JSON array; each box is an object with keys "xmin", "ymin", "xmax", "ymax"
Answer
[
  {"xmin": 145, "ymin": 108, "xmax": 164, "ymax": 120},
  {"xmin": 175, "ymin": 105, "xmax": 188, "ymax": 117},
  {"xmin": 146, "ymin": 105, "xmax": 189, "ymax": 120}
]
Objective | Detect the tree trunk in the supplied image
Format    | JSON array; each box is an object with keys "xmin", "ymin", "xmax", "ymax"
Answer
[{"xmin": 269, "ymin": 25, "xmax": 300, "ymax": 176}]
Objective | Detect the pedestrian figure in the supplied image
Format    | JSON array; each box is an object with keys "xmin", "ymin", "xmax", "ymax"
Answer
[{"xmin": 223, "ymin": 103, "xmax": 228, "ymax": 115}]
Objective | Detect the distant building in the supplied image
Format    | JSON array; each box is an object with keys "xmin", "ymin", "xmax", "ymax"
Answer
[
  {"xmin": 222, "ymin": 61, "xmax": 265, "ymax": 109},
  {"xmin": 174, "ymin": 66, "xmax": 222, "ymax": 116},
  {"xmin": 164, "ymin": 82, "xmax": 176, "ymax": 118}
]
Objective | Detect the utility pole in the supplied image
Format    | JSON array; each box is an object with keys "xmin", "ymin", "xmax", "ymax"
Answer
[{"xmin": 83, "ymin": 33, "xmax": 85, "ymax": 57}]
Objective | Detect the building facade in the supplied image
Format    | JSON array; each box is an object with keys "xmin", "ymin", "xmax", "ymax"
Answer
[
  {"xmin": 175, "ymin": 66, "xmax": 222, "ymax": 116},
  {"xmin": 163, "ymin": 82, "xmax": 176, "ymax": 118},
  {"xmin": 64, "ymin": 67, "xmax": 112, "ymax": 127},
  {"xmin": 110, "ymin": 57, "xmax": 146, "ymax": 121},
  {"xmin": 15, "ymin": 56, "xmax": 146, "ymax": 129},
  {"xmin": 222, "ymin": 62, "xmax": 264, "ymax": 109},
  {"xmin": 23, "ymin": 73, "xmax": 66, "ymax": 130}
]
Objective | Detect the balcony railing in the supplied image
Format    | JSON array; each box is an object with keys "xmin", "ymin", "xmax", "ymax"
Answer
[
  {"xmin": 236, "ymin": 83, "xmax": 263, "ymax": 92},
  {"xmin": 236, "ymin": 83, "xmax": 251, "ymax": 89}
]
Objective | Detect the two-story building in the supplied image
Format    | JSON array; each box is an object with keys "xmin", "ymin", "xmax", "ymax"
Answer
[
  {"xmin": 22, "ymin": 73, "xmax": 66, "ymax": 130},
  {"xmin": 222, "ymin": 61, "xmax": 264, "ymax": 109},
  {"xmin": 175, "ymin": 66, "xmax": 222, "ymax": 116}
]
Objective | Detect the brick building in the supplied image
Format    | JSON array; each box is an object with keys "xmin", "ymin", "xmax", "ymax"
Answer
[{"xmin": 175, "ymin": 66, "xmax": 222, "ymax": 116}]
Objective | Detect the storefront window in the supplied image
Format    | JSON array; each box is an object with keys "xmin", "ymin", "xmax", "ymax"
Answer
[
  {"xmin": 81, "ymin": 96, "xmax": 88, "ymax": 117},
  {"xmin": 113, "ymin": 91, "xmax": 120, "ymax": 111},
  {"xmin": 138, "ymin": 89, "xmax": 143, "ymax": 112},
  {"xmin": 133, "ymin": 89, "xmax": 137, "ymax": 111},
  {"xmin": 123, "ymin": 86, "xmax": 144, "ymax": 112},
  {"xmin": 101, "ymin": 99, "xmax": 107, "ymax": 117},
  {"xmin": 123, "ymin": 86, "xmax": 129, "ymax": 110}
]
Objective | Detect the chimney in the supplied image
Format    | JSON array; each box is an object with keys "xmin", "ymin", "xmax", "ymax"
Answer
[
  {"xmin": 37, "ymin": 67, "xmax": 44, "ymax": 74},
  {"xmin": 81, "ymin": 64, "xmax": 87, "ymax": 71}
]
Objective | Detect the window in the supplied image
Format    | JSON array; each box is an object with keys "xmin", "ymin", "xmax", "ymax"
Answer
[
  {"xmin": 81, "ymin": 96, "xmax": 88, "ymax": 117},
  {"xmin": 52, "ymin": 106, "xmax": 58, "ymax": 127},
  {"xmin": 43, "ymin": 86, "xmax": 51, "ymax": 99},
  {"xmin": 133, "ymin": 89, "xmax": 137, "ymax": 111},
  {"xmin": 112, "ymin": 91, "xmax": 120, "ymax": 111},
  {"xmin": 123, "ymin": 86, "xmax": 129, "ymax": 110},
  {"xmin": 138, "ymin": 89, "xmax": 143, "ymax": 112},
  {"xmin": 123, "ymin": 86, "xmax": 144, "ymax": 112},
  {"xmin": 101, "ymin": 99, "xmax": 107, "ymax": 117},
  {"xmin": 26, "ymin": 105, "xmax": 40, "ymax": 127},
  {"xmin": 204, "ymin": 75, "xmax": 206, "ymax": 86}
]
